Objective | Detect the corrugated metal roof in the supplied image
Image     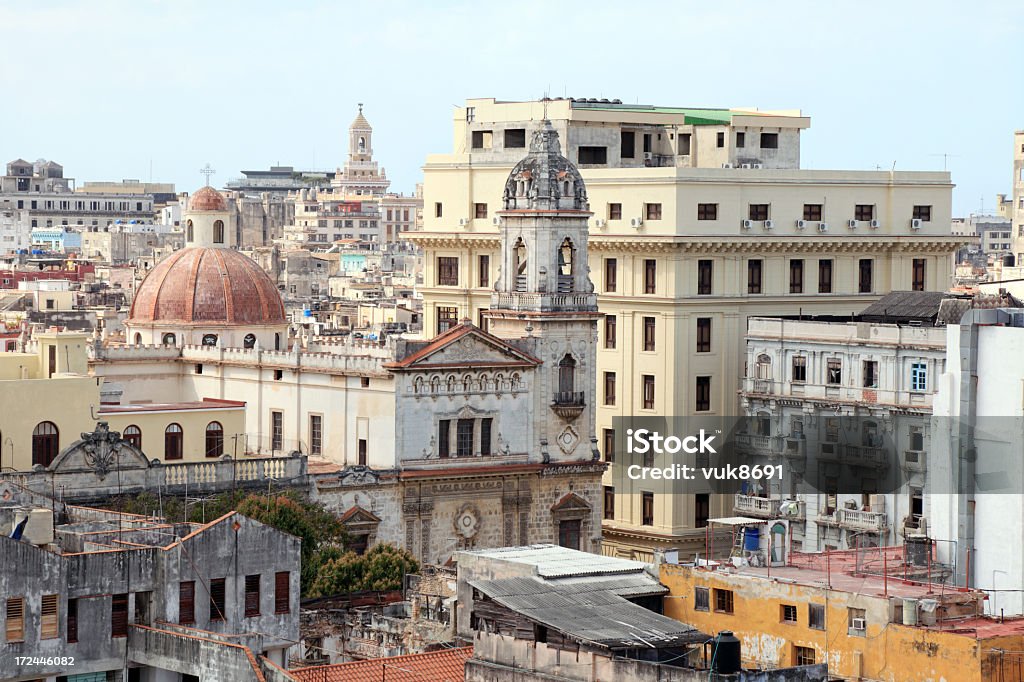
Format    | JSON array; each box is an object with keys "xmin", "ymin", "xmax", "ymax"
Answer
[
  {"xmin": 462, "ymin": 544, "xmax": 649, "ymax": 578},
  {"xmin": 859, "ymin": 290, "xmax": 948, "ymax": 322}
]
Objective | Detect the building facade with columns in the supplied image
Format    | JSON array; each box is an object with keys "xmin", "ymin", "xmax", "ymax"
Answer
[{"xmin": 403, "ymin": 97, "xmax": 966, "ymax": 560}]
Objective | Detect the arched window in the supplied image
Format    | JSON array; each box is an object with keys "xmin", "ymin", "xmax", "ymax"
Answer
[
  {"xmin": 243, "ymin": 333, "xmax": 257, "ymax": 349},
  {"xmin": 202, "ymin": 334, "xmax": 218, "ymax": 347},
  {"xmin": 164, "ymin": 423, "xmax": 183, "ymax": 460},
  {"xmin": 123, "ymin": 425, "xmax": 142, "ymax": 450},
  {"xmin": 205, "ymin": 421, "xmax": 224, "ymax": 458},
  {"xmin": 513, "ymin": 238, "xmax": 527, "ymax": 290},
  {"xmin": 358, "ymin": 136, "xmax": 366, "ymax": 150},
  {"xmin": 558, "ymin": 237, "xmax": 575, "ymax": 278},
  {"xmin": 558, "ymin": 354, "xmax": 576, "ymax": 394},
  {"xmin": 213, "ymin": 220, "xmax": 225, "ymax": 244},
  {"xmin": 162, "ymin": 333, "xmax": 176, "ymax": 346},
  {"xmin": 274, "ymin": 333, "xmax": 281, "ymax": 351},
  {"xmin": 134, "ymin": 333, "xmax": 142, "ymax": 345},
  {"xmin": 756, "ymin": 411, "xmax": 771, "ymax": 437},
  {"xmin": 32, "ymin": 421, "xmax": 59, "ymax": 467},
  {"xmin": 186, "ymin": 220, "xmax": 194, "ymax": 242},
  {"xmin": 755, "ymin": 353, "xmax": 772, "ymax": 380}
]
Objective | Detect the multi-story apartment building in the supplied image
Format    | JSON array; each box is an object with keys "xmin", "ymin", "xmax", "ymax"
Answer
[
  {"xmin": 1012, "ymin": 131, "xmax": 1024, "ymax": 263},
  {"xmin": 405, "ymin": 97, "xmax": 964, "ymax": 560}
]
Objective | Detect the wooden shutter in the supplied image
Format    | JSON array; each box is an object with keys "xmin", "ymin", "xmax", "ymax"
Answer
[
  {"xmin": 40, "ymin": 594, "xmax": 58, "ymax": 639},
  {"xmin": 274, "ymin": 572, "xmax": 289, "ymax": 614},
  {"xmin": 209, "ymin": 579, "xmax": 225, "ymax": 621},
  {"xmin": 5, "ymin": 598, "xmax": 24, "ymax": 641},
  {"xmin": 111, "ymin": 593, "xmax": 128, "ymax": 637},
  {"xmin": 244, "ymin": 575, "xmax": 260, "ymax": 617},
  {"xmin": 179, "ymin": 581, "xmax": 195, "ymax": 625}
]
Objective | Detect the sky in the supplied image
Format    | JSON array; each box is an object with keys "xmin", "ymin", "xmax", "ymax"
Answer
[{"xmin": 0, "ymin": 0, "xmax": 1020, "ymax": 216}]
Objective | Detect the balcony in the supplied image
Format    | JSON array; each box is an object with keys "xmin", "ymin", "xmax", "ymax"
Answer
[
  {"xmin": 902, "ymin": 449, "xmax": 926, "ymax": 472},
  {"xmin": 734, "ymin": 494, "xmax": 806, "ymax": 520},
  {"xmin": 551, "ymin": 391, "xmax": 585, "ymax": 419},
  {"xmin": 837, "ymin": 508, "xmax": 888, "ymax": 532},
  {"xmin": 843, "ymin": 443, "xmax": 889, "ymax": 468}
]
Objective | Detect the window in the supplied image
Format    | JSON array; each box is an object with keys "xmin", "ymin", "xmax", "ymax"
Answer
[
  {"xmin": 792, "ymin": 356, "xmax": 807, "ymax": 382},
  {"xmin": 437, "ymin": 257, "xmax": 459, "ymax": 286},
  {"xmin": 504, "ymin": 128, "xmax": 526, "ymax": 148},
  {"xmin": 603, "ymin": 372, "xmax": 617, "ymax": 406},
  {"xmin": 859, "ymin": 259, "xmax": 873, "ymax": 293},
  {"xmin": 644, "ymin": 259, "xmax": 657, "ymax": 294},
  {"xmin": 438, "ymin": 420, "xmax": 450, "ymax": 458},
  {"xmin": 855, "ymin": 204, "xmax": 874, "ymax": 221},
  {"xmin": 749, "ymin": 204, "xmax": 769, "ymax": 221},
  {"xmin": 642, "ymin": 492, "xmax": 654, "ymax": 525},
  {"xmin": 697, "ymin": 203, "xmax": 718, "ymax": 220},
  {"xmin": 604, "ymin": 315, "xmax": 617, "ymax": 349},
  {"xmin": 275, "ymin": 572, "xmax": 290, "ymax": 614},
  {"xmin": 911, "ymin": 362, "xmax": 928, "ymax": 391},
  {"xmin": 179, "ymin": 581, "xmax": 195, "ymax": 624},
  {"xmin": 5, "ymin": 597, "xmax": 24, "ymax": 642},
  {"xmin": 600, "ymin": 429, "xmax": 616, "ymax": 464},
  {"xmin": 695, "ymin": 493, "xmax": 709, "ymax": 528},
  {"xmin": 358, "ymin": 438, "xmax": 368, "ymax": 465},
  {"xmin": 271, "ymin": 411, "xmax": 283, "ymax": 451},
  {"xmin": 620, "ymin": 130, "xmax": 635, "ymax": 158},
  {"xmin": 474, "ymin": 203, "xmax": 488, "ymax": 219},
  {"xmin": 604, "ymin": 486, "xmax": 615, "ymax": 520},
  {"xmin": 714, "ymin": 588, "xmax": 735, "ymax": 613},
  {"xmin": 437, "ymin": 306, "xmax": 459, "ymax": 334},
  {"xmin": 789, "ymin": 259, "xmax": 804, "ymax": 293},
  {"xmin": 818, "ymin": 259, "xmax": 833, "ymax": 293},
  {"xmin": 456, "ymin": 419, "xmax": 474, "ymax": 457},
  {"xmin": 748, "ymin": 259, "xmax": 763, "ymax": 294},
  {"xmin": 213, "ymin": 219, "xmax": 225, "ymax": 244},
  {"xmin": 558, "ymin": 519, "xmax": 581, "ymax": 550},
  {"xmin": 695, "ymin": 587, "xmax": 710, "ymax": 611},
  {"xmin": 577, "ymin": 146, "xmax": 607, "ymax": 165},
  {"xmin": 862, "ymin": 361, "xmax": 879, "ymax": 388},
  {"xmin": 678, "ymin": 133, "xmax": 691, "ymax": 155},
  {"xmin": 913, "ymin": 205, "xmax": 932, "ymax": 221},
  {"xmin": 244, "ymin": 575, "xmax": 260, "ymax": 617},
  {"xmin": 716, "ymin": 131, "xmax": 725, "ymax": 148},
  {"xmin": 478, "ymin": 255, "xmax": 490, "ymax": 288},
  {"xmin": 608, "ymin": 203, "xmax": 622, "ymax": 220},
  {"xmin": 67, "ymin": 598, "xmax": 78, "ymax": 643},
  {"xmin": 243, "ymin": 333, "xmax": 256, "ymax": 349},
  {"xmin": 695, "ymin": 376, "xmax": 711, "ymax": 412},
  {"xmin": 186, "ymin": 220, "xmax": 194, "ymax": 241},
  {"xmin": 736, "ymin": 131, "xmax": 746, "ymax": 148},
  {"xmin": 309, "ymin": 415, "xmax": 322, "ymax": 456},
  {"xmin": 209, "ymin": 579, "xmax": 226, "ymax": 621},
  {"xmin": 645, "ymin": 203, "xmax": 662, "ymax": 220},
  {"xmin": 164, "ymin": 423, "xmax": 183, "ymax": 460},
  {"xmin": 32, "ymin": 421, "xmax": 59, "ymax": 467},
  {"xmin": 273, "ymin": 369, "xmax": 283, "ymax": 381},
  {"xmin": 642, "ymin": 375, "xmax": 655, "ymax": 409},
  {"xmin": 480, "ymin": 418, "xmax": 493, "ymax": 456},
  {"xmin": 205, "ymin": 421, "xmax": 223, "ymax": 458},
  {"xmin": 912, "ymin": 258, "xmax": 926, "ymax": 291},
  {"xmin": 803, "ymin": 203, "xmax": 823, "ymax": 221},
  {"xmin": 604, "ymin": 258, "xmax": 617, "ymax": 292},
  {"xmin": 827, "ymin": 359, "xmax": 842, "ymax": 385},
  {"xmin": 794, "ymin": 646, "xmax": 815, "ymax": 666},
  {"xmin": 471, "ymin": 130, "xmax": 492, "ymax": 149},
  {"xmin": 848, "ymin": 607, "xmax": 866, "ymax": 635},
  {"xmin": 643, "ymin": 317, "xmax": 656, "ymax": 351},
  {"xmin": 781, "ymin": 604, "xmax": 797, "ymax": 623},
  {"xmin": 195, "ymin": 363, "xmax": 204, "ymax": 375},
  {"xmin": 760, "ymin": 132, "xmax": 779, "ymax": 149},
  {"xmin": 112, "ymin": 593, "xmax": 128, "ymax": 637},
  {"xmin": 696, "ymin": 318, "xmax": 711, "ymax": 353},
  {"xmin": 697, "ymin": 259, "xmax": 713, "ymax": 295},
  {"xmin": 434, "ymin": 202, "xmax": 442, "ymax": 218},
  {"xmin": 808, "ymin": 603, "xmax": 825, "ymax": 630}
]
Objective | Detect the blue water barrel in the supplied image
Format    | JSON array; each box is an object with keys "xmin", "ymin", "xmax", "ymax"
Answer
[{"xmin": 743, "ymin": 526, "xmax": 760, "ymax": 551}]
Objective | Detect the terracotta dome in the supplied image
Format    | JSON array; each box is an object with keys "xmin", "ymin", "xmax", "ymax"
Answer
[
  {"xmin": 128, "ymin": 248, "xmax": 286, "ymax": 325},
  {"xmin": 189, "ymin": 186, "xmax": 228, "ymax": 211}
]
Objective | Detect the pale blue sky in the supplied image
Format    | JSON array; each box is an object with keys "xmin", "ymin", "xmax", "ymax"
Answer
[{"xmin": 0, "ymin": 0, "xmax": 1019, "ymax": 215}]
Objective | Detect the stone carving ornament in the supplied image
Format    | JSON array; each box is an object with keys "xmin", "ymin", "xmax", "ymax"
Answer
[
  {"xmin": 453, "ymin": 503, "xmax": 481, "ymax": 539},
  {"xmin": 80, "ymin": 422, "xmax": 124, "ymax": 481}
]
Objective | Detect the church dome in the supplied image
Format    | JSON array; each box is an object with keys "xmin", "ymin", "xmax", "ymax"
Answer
[
  {"xmin": 128, "ymin": 247, "xmax": 285, "ymax": 326},
  {"xmin": 502, "ymin": 120, "xmax": 588, "ymax": 212},
  {"xmin": 189, "ymin": 186, "xmax": 228, "ymax": 212}
]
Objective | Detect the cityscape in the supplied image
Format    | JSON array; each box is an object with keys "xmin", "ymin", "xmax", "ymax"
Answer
[{"xmin": 1, "ymin": 2, "xmax": 1023, "ymax": 681}]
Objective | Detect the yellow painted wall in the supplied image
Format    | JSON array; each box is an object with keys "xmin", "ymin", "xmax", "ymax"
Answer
[{"xmin": 102, "ymin": 407, "xmax": 245, "ymax": 462}]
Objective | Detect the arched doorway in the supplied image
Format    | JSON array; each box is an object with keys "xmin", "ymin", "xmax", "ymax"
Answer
[
  {"xmin": 123, "ymin": 425, "xmax": 142, "ymax": 450},
  {"xmin": 205, "ymin": 422, "xmax": 223, "ymax": 458},
  {"xmin": 164, "ymin": 424, "xmax": 183, "ymax": 460},
  {"xmin": 32, "ymin": 422, "xmax": 59, "ymax": 467}
]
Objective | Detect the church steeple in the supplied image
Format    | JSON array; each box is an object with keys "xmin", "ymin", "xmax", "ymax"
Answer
[
  {"xmin": 348, "ymin": 103, "xmax": 373, "ymax": 163},
  {"xmin": 333, "ymin": 103, "xmax": 390, "ymax": 196}
]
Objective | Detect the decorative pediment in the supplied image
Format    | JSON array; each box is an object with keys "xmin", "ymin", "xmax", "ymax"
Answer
[
  {"xmin": 337, "ymin": 465, "xmax": 380, "ymax": 487},
  {"xmin": 339, "ymin": 505, "xmax": 381, "ymax": 525},
  {"xmin": 551, "ymin": 491, "xmax": 591, "ymax": 514},
  {"xmin": 386, "ymin": 324, "xmax": 540, "ymax": 372},
  {"xmin": 48, "ymin": 422, "xmax": 150, "ymax": 480}
]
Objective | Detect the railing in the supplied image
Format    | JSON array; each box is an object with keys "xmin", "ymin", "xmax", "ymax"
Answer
[
  {"xmin": 843, "ymin": 443, "xmax": 888, "ymax": 468},
  {"xmin": 492, "ymin": 292, "xmax": 597, "ymax": 312},
  {"xmin": 552, "ymin": 391, "xmax": 585, "ymax": 406},
  {"xmin": 837, "ymin": 508, "xmax": 888, "ymax": 531},
  {"xmin": 733, "ymin": 494, "xmax": 779, "ymax": 517}
]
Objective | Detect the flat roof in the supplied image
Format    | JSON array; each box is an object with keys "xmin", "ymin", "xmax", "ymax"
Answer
[
  {"xmin": 99, "ymin": 399, "xmax": 245, "ymax": 414},
  {"xmin": 462, "ymin": 543, "xmax": 649, "ymax": 578}
]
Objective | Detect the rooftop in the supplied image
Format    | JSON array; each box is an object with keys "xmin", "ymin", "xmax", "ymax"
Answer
[
  {"xmin": 461, "ymin": 543, "xmax": 648, "ymax": 578},
  {"xmin": 98, "ymin": 398, "xmax": 246, "ymax": 414},
  {"xmin": 290, "ymin": 646, "xmax": 471, "ymax": 682}
]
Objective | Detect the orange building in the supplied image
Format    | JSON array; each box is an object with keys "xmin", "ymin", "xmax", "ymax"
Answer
[{"xmin": 660, "ymin": 547, "xmax": 1024, "ymax": 682}]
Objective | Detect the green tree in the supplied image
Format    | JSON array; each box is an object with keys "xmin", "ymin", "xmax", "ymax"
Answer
[{"xmin": 309, "ymin": 543, "xmax": 419, "ymax": 598}]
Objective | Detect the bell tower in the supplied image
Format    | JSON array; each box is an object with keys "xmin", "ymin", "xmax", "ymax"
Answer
[
  {"xmin": 348, "ymin": 103, "xmax": 373, "ymax": 163},
  {"xmin": 486, "ymin": 121, "xmax": 601, "ymax": 463}
]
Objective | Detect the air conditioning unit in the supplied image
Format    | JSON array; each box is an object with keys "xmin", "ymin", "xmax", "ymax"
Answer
[
  {"xmin": 847, "ymin": 219, "xmax": 859, "ymax": 228},
  {"xmin": 643, "ymin": 152, "xmax": 653, "ymax": 161},
  {"xmin": 741, "ymin": 163, "xmax": 752, "ymax": 169},
  {"xmin": 763, "ymin": 219, "xmax": 775, "ymax": 230},
  {"xmin": 851, "ymin": 618, "xmax": 867, "ymax": 631},
  {"xmin": 492, "ymin": 216, "xmax": 503, "ymax": 226},
  {"xmin": 795, "ymin": 220, "xmax": 807, "ymax": 229},
  {"xmin": 752, "ymin": 163, "xmax": 764, "ymax": 169},
  {"xmin": 869, "ymin": 219, "xmax": 881, "ymax": 228},
  {"xmin": 817, "ymin": 223, "xmax": 829, "ymax": 233},
  {"xmin": 458, "ymin": 218, "xmax": 469, "ymax": 226},
  {"xmin": 910, "ymin": 218, "xmax": 922, "ymax": 229},
  {"xmin": 722, "ymin": 163, "xmax": 734, "ymax": 169},
  {"xmin": 630, "ymin": 217, "xmax": 643, "ymax": 228},
  {"xmin": 594, "ymin": 218, "xmax": 607, "ymax": 228},
  {"xmin": 741, "ymin": 219, "xmax": 753, "ymax": 230}
]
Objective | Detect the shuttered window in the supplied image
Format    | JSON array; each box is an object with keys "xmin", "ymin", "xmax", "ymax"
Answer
[
  {"xmin": 6, "ymin": 597, "xmax": 24, "ymax": 642},
  {"xmin": 209, "ymin": 579, "xmax": 226, "ymax": 621},
  {"xmin": 179, "ymin": 581, "xmax": 195, "ymax": 625},
  {"xmin": 111, "ymin": 593, "xmax": 128, "ymax": 637},
  {"xmin": 40, "ymin": 594, "xmax": 58, "ymax": 639},
  {"xmin": 244, "ymin": 575, "xmax": 260, "ymax": 618},
  {"xmin": 275, "ymin": 572, "xmax": 290, "ymax": 614},
  {"xmin": 67, "ymin": 598, "xmax": 78, "ymax": 643}
]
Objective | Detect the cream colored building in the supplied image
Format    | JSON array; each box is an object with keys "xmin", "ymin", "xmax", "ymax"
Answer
[
  {"xmin": 405, "ymin": 97, "xmax": 965, "ymax": 560},
  {"xmin": 1011, "ymin": 131, "xmax": 1024, "ymax": 263}
]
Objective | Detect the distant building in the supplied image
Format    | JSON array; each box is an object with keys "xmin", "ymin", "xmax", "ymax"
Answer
[
  {"xmin": 1012, "ymin": 131, "xmax": 1024, "ymax": 263},
  {"xmin": 226, "ymin": 165, "xmax": 335, "ymax": 196}
]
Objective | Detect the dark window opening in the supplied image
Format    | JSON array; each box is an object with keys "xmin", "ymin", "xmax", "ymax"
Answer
[
  {"xmin": 604, "ymin": 315, "xmax": 617, "ymax": 349},
  {"xmin": 696, "ymin": 376, "xmax": 711, "ymax": 412},
  {"xmin": 642, "ymin": 375, "xmax": 655, "ymax": 409},
  {"xmin": 697, "ymin": 259, "xmax": 713, "ymax": 295},
  {"xmin": 912, "ymin": 258, "xmax": 926, "ymax": 291},
  {"xmin": 855, "ymin": 204, "xmax": 874, "ymax": 222},
  {"xmin": 760, "ymin": 132, "xmax": 779, "ymax": 149},
  {"xmin": 603, "ymin": 428, "xmax": 615, "ymax": 463},
  {"xmin": 749, "ymin": 204, "xmax": 770, "ymax": 221},
  {"xmin": 818, "ymin": 259, "xmax": 833, "ymax": 293},
  {"xmin": 209, "ymin": 578, "xmax": 226, "ymax": 621},
  {"xmin": 789, "ymin": 259, "xmax": 804, "ymax": 294},
  {"xmin": 697, "ymin": 203, "xmax": 718, "ymax": 220},
  {"xmin": 605, "ymin": 258, "xmax": 617, "ymax": 292},
  {"xmin": 695, "ymin": 493, "xmax": 709, "ymax": 528},
  {"xmin": 859, "ymin": 259, "xmax": 873, "ymax": 293},
  {"xmin": 438, "ymin": 420, "xmax": 450, "ymax": 458},
  {"xmin": 620, "ymin": 131, "xmax": 635, "ymax": 159},
  {"xmin": 244, "ymin": 575, "xmax": 260, "ymax": 618},
  {"xmin": 642, "ymin": 492, "xmax": 654, "ymax": 525},
  {"xmin": 696, "ymin": 318, "xmax": 711, "ymax": 353},
  {"xmin": 578, "ymin": 146, "xmax": 608, "ymax": 165},
  {"xmin": 803, "ymin": 204, "xmax": 823, "ymax": 221},
  {"xmin": 111, "ymin": 594, "xmax": 129, "ymax": 637},
  {"xmin": 504, "ymin": 128, "xmax": 526, "ymax": 148},
  {"xmin": 644, "ymin": 259, "xmax": 657, "ymax": 294},
  {"xmin": 748, "ymin": 259, "xmax": 763, "ymax": 294},
  {"xmin": 643, "ymin": 316, "xmax": 656, "ymax": 352}
]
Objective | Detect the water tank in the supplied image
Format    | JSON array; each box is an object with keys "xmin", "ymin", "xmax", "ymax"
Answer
[
  {"xmin": 711, "ymin": 631, "xmax": 741, "ymax": 674},
  {"xmin": 1004, "ymin": 255, "xmax": 1015, "ymax": 267},
  {"xmin": 903, "ymin": 598, "xmax": 919, "ymax": 626},
  {"xmin": 743, "ymin": 526, "xmax": 760, "ymax": 551}
]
